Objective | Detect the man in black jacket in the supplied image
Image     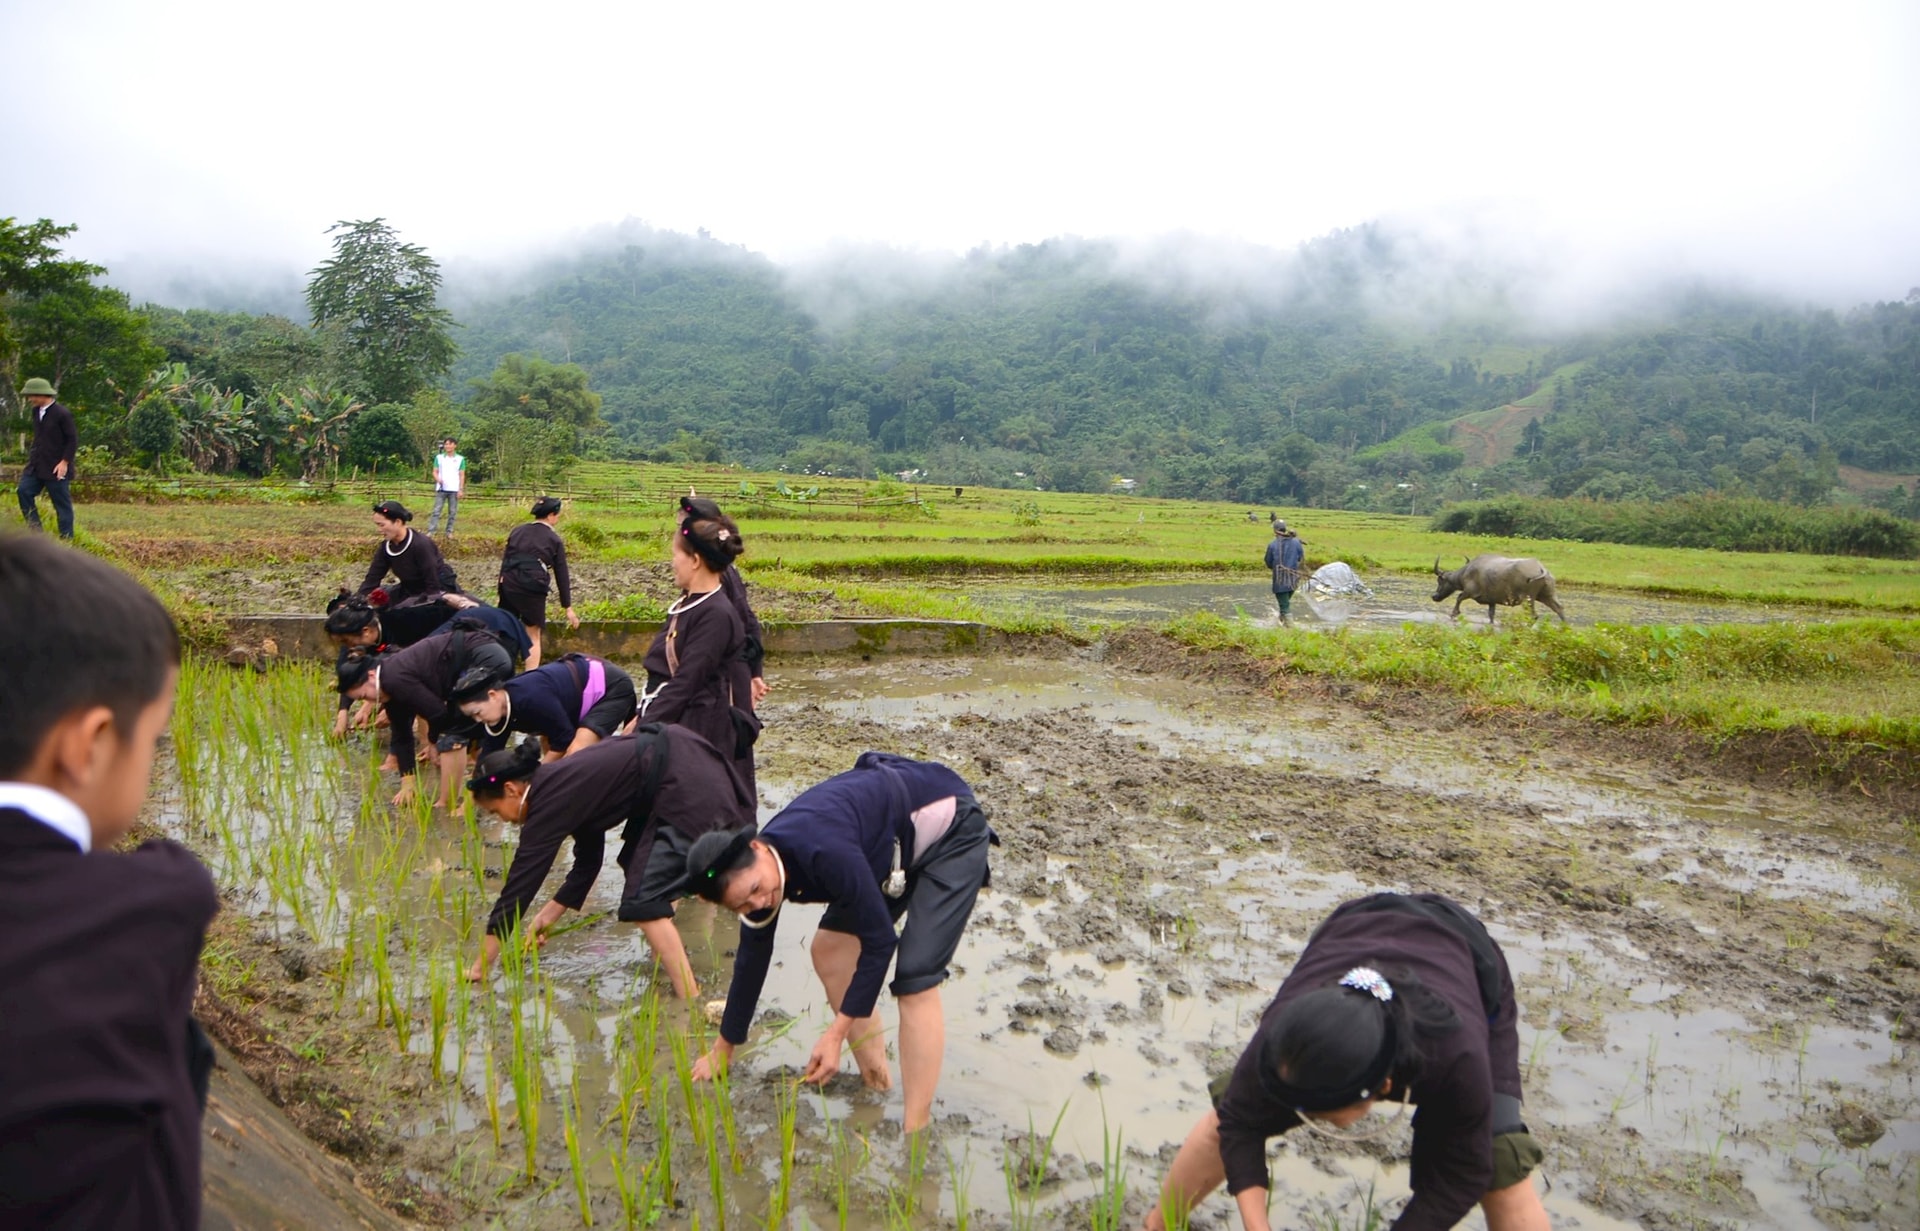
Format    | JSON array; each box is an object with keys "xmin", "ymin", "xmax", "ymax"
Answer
[{"xmin": 16, "ymin": 376, "xmax": 77, "ymax": 539}]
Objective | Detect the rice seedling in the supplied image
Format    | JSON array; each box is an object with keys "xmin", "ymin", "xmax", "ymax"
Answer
[
  {"xmin": 1089, "ymin": 1106, "xmax": 1128, "ymax": 1231},
  {"xmin": 764, "ymin": 1078, "xmax": 800, "ymax": 1230},
  {"xmin": 500, "ymin": 927, "xmax": 545, "ymax": 1181},
  {"xmin": 944, "ymin": 1143, "xmax": 975, "ymax": 1231},
  {"xmin": 1002, "ymin": 1102, "xmax": 1069, "ymax": 1231},
  {"xmin": 428, "ymin": 956, "xmax": 451, "ymax": 1080},
  {"xmin": 563, "ymin": 1071, "xmax": 594, "ymax": 1226},
  {"xmin": 1304, "ymin": 1180, "xmax": 1385, "ymax": 1231}
]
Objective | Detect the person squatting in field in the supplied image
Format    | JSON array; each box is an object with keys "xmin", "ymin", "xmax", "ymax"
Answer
[
  {"xmin": 497, "ymin": 496, "xmax": 580, "ymax": 669},
  {"xmin": 463, "ymin": 725, "xmax": 754, "ymax": 997},
  {"xmin": 451, "ymin": 652, "xmax": 637, "ymax": 760},
  {"xmin": 684, "ymin": 752, "xmax": 996, "ymax": 1134},
  {"xmin": 640, "ymin": 501, "xmax": 760, "ymax": 792},
  {"xmin": 335, "ymin": 621, "xmax": 515, "ymax": 809},
  {"xmin": 358, "ymin": 500, "xmax": 456, "ymax": 604},
  {"xmin": 1143, "ymin": 892, "xmax": 1550, "ymax": 1231},
  {"xmin": 324, "ymin": 589, "xmax": 530, "ymax": 740}
]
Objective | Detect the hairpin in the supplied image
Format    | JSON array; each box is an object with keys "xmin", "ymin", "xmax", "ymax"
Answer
[
  {"xmin": 717, "ymin": 529, "xmax": 731, "ymax": 541},
  {"xmin": 1339, "ymin": 967, "xmax": 1394, "ymax": 1002}
]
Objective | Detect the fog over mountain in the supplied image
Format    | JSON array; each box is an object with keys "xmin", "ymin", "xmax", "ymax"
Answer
[{"xmin": 8, "ymin": 1, "xmax": 1917, "ymax": 320}]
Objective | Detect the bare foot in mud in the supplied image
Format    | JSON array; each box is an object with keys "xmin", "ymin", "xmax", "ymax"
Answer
[
  {"xmin": 378, "ymin": 755, "xmax": 399, "ymax": 772},
  {"xmin": 853, "ymin": 1040, "xmax": 892, "ymax": 1091}
]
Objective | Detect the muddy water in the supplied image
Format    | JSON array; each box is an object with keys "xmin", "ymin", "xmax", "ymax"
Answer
[
  {"xmin": 178, "ymin": 654, "xmax": 1918, "ymax": 1229},
  {"xmin": 497, "ymin": 657, "xmax": 1913, "ymax": 1229},
  {"xmin": 943, "ymin": 574, "xmax": 1810, "ymax": 630}
]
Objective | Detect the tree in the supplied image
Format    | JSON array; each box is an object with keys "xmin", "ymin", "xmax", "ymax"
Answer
[
  {"xmin": 2, "ymin": 218, "xmax": 160, "ymax": 433},
  {"xmin": 344, "ymin": 403, "xmax": 417, "ymax": 471},
  {"xmin": 306, "ymin": 219, "xmax": 458, "ymax": 405},
  {"xmin": 127, "ymin": 394, "xmax": 178, "ymax": 467},
  {"xmin": 466, "ymin": 353, "xmax": 603, "ymax": 437}
]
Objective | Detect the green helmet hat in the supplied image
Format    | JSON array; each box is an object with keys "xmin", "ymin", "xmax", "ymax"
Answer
[{"xmin": 20, "ymin": 377, "xmax": 56, "ymax": 397}]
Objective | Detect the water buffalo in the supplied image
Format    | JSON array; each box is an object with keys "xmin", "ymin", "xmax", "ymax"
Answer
[{"xmin": 1432, "ymin": 554, "xmax": 1567, "ymax": 625}]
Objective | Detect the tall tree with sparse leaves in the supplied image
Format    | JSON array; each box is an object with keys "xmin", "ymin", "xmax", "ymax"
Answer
[{"xmin": 305, "ymin": 219, "xmax": 458, "ymax": 405}]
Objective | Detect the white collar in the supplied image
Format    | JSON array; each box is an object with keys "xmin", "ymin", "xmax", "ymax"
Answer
[
  {"xmin": 667, "ymin": 587, "xmax": 720, "ymax": 616},
  {"xmin": 385, "ymin": 529, "xmax": 414, "ymax": 556},
  {"xmin": 0, "ymin": 782, "xmax": 92, "ymax": 852}
]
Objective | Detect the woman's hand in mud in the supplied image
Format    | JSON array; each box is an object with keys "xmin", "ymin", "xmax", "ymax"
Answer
[
  {"xmin": 466, "ymin": 935, "xmax": 502, "ymax": 982},
  {"xmin": 332, "ymin": 709, "xmax": 350, "ymax": 740},
  {"xmin": 528, "ymin": 900, "xmax": 569, "ymax": 946},
  {"xmin": 690, "ymin": 1039, "xmax": 734, "ymax": 1083},
  {"xmin": 392, "ymin": 777, "xmax": 416, "ymax": 808},
  {"xmin": 750, "ymin": 677, "xmax": 769, "ymax": 706},
  {"xmin": 800, "ymin": 1017, "xmax": 853, "ymax": 1085}
]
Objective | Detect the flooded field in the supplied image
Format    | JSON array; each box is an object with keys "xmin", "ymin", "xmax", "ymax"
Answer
[
  {"xmin": 169, "ymin": 649, "xmax": 1918, "ymax": 1230},
  {"xmin": 944, "ymin": 575, "xmax": 1812, "ymax": 630}
]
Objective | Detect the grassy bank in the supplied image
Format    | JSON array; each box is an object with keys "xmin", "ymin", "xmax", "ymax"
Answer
[
  {"xmin": 70, "ymin": 460, "xmax": 1920, "ymax": 614},
  {"xmin": 1167, "ymin": 612, "xmax": 1920, "ymax": 757}
]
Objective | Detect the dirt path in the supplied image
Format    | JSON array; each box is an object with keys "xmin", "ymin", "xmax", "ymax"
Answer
[{"xmin": 186, "ymin": 642, "xmax": 1918, "ymax": 1229}]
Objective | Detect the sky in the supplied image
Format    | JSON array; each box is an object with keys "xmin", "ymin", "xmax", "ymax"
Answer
[{"xmin": 7, "ymin": 0, "xmax": 1920, "ymax": 307}]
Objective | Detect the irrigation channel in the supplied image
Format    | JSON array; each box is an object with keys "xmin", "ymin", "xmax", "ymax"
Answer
[{"xmin": 164, "ymin": 646, "xmax": 1917, "ymax": 1230}]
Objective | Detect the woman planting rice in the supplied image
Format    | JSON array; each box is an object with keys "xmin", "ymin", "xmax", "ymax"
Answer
[
  {"xmin": 685, "ymin": 752, "xmax": 995, "ymax": 1135},
  {"xmin": 1143, "ymin": 892, "xmax": 1550, "ymax": 1231},
  {"xmin": 450, "ymin": 653, "xmax": 637, "ymax": 759},
  {"xmin": 497, "ymin": 496, "xmax": 579, "ymax": 669},
  {"xmin": 357, "ymin": 500, "xmax": 455, "ymax": 605},
  {"xmin": 463, "ymin": 727, "xmax": 753, "ymax": 997}
]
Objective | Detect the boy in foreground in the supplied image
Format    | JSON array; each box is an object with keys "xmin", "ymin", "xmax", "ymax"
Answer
[{"xmin": 0, "ymin": 535, "xmax": 220, "ymax": 1230}]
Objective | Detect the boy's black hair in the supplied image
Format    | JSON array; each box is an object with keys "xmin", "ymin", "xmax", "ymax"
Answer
[{"xmin": 0, "ymin": 536, "xmax": 181, "ymax": 776}]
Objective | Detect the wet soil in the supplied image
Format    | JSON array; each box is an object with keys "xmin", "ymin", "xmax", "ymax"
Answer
[{"xmin": 184, "ymin": 644, "xmax": 1918, "ymax": 1230}]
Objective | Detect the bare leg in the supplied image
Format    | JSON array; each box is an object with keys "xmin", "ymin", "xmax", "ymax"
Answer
[
  {"xmin": 438, "ymin": 745, "xmax": 467, "ymax": 811},
  {"xmin": 526, "ymin": 624, "xmax": 543, "ymax": 670},
  {"xmin": 1481, "ymin": 1176, "xmax": 1551, "ymax": 1231},
  {"xmin": 1144, "ymin": 1110, "xmax": 1226, "ymax": 1231},
  {"xmin": 811, "ymin": 929, "xmax": 892, "ymax": 1089},
  {"xmin": 638, "ymin": 915, "xmax": 698, "ymax": 999},
  {"xmin": 896, "ymin": 987, "xmax": 944, "ymax": 1133}
]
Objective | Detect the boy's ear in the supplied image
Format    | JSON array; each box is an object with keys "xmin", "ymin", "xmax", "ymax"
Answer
[{"xmin": 23, "ymin": 705, "xmax": 117, "ymax": 793}]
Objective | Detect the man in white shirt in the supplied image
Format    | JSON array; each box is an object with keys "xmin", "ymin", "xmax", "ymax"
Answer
[{"xmin": 427, "ymin": 438, "xmax": 465, "ymax": 538}]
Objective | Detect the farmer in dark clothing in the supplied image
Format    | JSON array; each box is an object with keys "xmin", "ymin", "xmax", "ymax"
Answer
[
  {"xmin": 16, "ymin": 377, "xmax": 77, "ymax": 539},
  {"xmin": 358, "ymin": 499, "xmax": 455, "ymax": 605},
  {"xmin": 1264, "ymin": 519, "xmax": 1306, "ymax": 624},
  {"xmin": 453, "ymin": 653, "xmax": 638, "ymax": 758},
  {"xmin": 685, "ymin": 753, "xmax": 995, "ymax": 1134},
  {"xmin": 1145, "ymin": 893, "xmax": 1550, "ymax": 1231},
  {"xmin": 336, "ymin": 624, "xmax": 512, "ymax": 808},
  {"xmin": 684, "ymin": 493, "xmax": 769, "ymax": 705},
  {"xmin": 464, "ymin": 726, "xmax": 753, "ymax": 998},
  {"xmin": 324, "ymin": 593, "xmax": 529, "ymax": 739},
  {"xmin": 641, "ymin": 503, "xmax": 758, "ymax": 791},
  {"xmin": 499, "ymin": 496, "xmax": 580, "ymax": 669}
]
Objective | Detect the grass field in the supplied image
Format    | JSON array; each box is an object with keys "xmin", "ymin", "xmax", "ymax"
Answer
[
  {"xmin": 78, "ymin": 460, "xmax": 1920, "ymax": 611},
  {"xmin": 59, "ymin": 458, "xmax": 1920, "ymax": 768}
]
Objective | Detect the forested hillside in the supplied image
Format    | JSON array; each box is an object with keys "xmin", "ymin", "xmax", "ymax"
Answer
[
  {"xmin": 451, "ymin": 225, "xmax": 1920, "ymax": 510},
  {"xmin": 11, "ymin": 211, "xmax": 1915, "ymax": 513}
]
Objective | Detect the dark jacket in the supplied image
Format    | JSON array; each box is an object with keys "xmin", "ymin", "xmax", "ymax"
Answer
[
  {"xmin": 641, "ymin": 588, "xmax": 755, "ymax": 787},
  {"xmin": 358, "ymin": 529, "xmax": 452, "ymax": 605},
  {"xmin": 501, "ymin": 521, "xmax": 572, "ymax": 608},
  {"xmin": 479, "ymin": 656, "xmax": 632, "ymax": 756},
  {"xmin": 1264, "ymin": 532, "xmax": 1306, "ymax": 593},
  {"xmin": 27, "ymin": 401, "xmax": 78, "ymax": 481},
  {"xmin": 379, "ymin": 628, "xmax": 513, "ymax": 773},
  {"xmin": 0, "ymin": 809, "xmax": 218, "ymax": 1230},
  {"xmin": 485, "ymin": 726, "xmax": 753, "ymax": 936},
  {"xmin": 719, "ymin": 754, "xmax": 974, "ymax": 1045},
  {"xmin": 1212, "ymin": 893, "xmax": 1522, "ymax": 1230},
  {"xmin": 719, "ymin": 566, "xmax": 765, "ymax": 681}
]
